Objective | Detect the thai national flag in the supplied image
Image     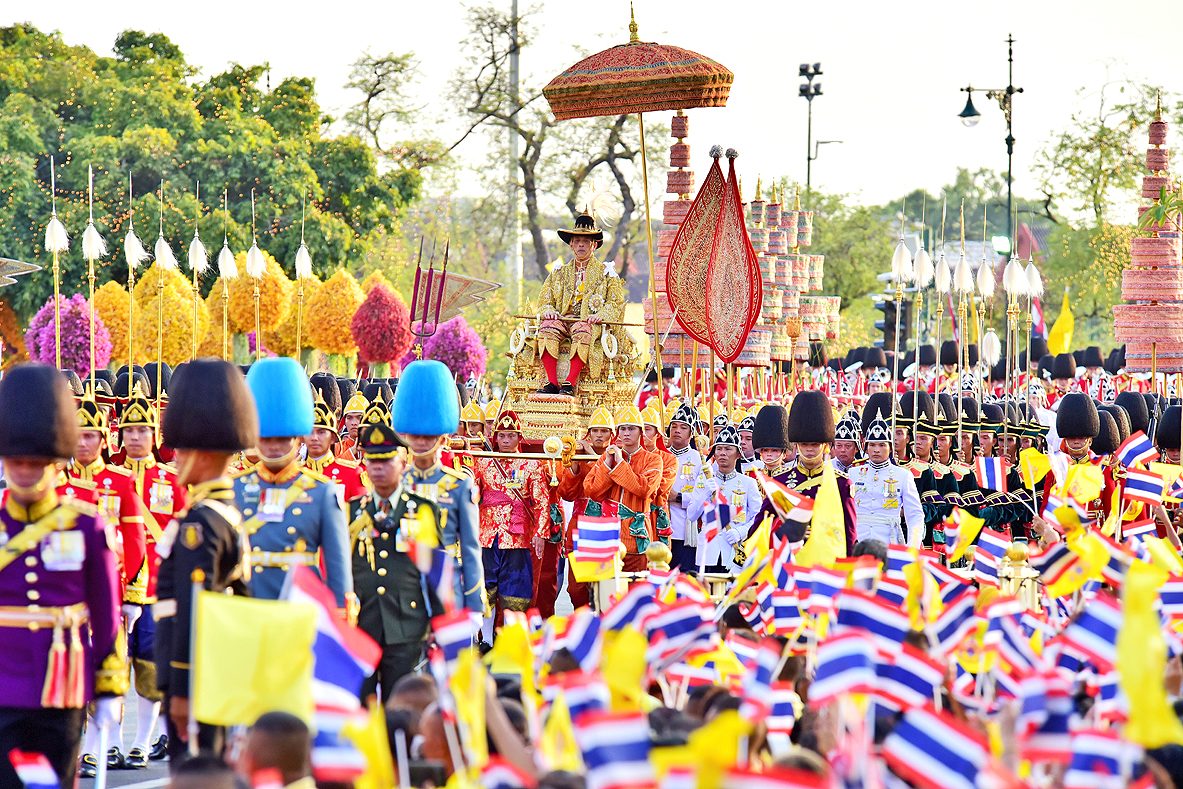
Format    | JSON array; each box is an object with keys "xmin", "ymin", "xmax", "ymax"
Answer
[
  {"xmin": 644, "ymin": 599, "xmax": 714, "ymax": 666},
  {"xmin": 480, "ymin": 756, "xmax": 537, "ymax": 789},
  {"xmin": 725, "ymin": 631, "xmax": 761, "ymax": 671},
  {"xmin": 768, "ymin": 589, "xmax": 803, "ymax": 636},
  {"xmin": 758, "ymin": 471, "xmax": 814, "ymax": 524},
  {"xmin": 885, "ymin": 543, "xmax": 911, "ymax": 582},
  {"xmin": 874, "ymin": 644, "xmax": 945, "ymax": 712},
  {"xmin": 1031, "ymin": 296, "xmax": 1047, "ymax": 337},
  {"xmin": 740, "ymin": 639, "xmax": 783, "ymax": 720},
  {"xmin": 765, "ymin": 681, "xmax": 798, "ymax": 734},
  {"xmin": 1160, "ymin": 575, "xmax": 1183, "ymax": 617},
  {"xmin": 574, "ymin": 710, "xmax": 655, "ymax": 789},
  {"xmin": 1021, "ymin": 671, "xmax": 1074, "ymax": 763},
  {"xmin": 996, "ymin": 614, "xmax": 1038, "ymax": 674},
  {"xmin": 876, "ymin": 578, "xmax": 909, "ymax": 607},
  {"xmin": 1059, "ymin": 592, "xmax": 1123, "ymax": 670},
  {"xmin": 1123, "ymin": 518, "xmax": 1157, "ymax": 540},
  {"xmin": 1115, "ymin": 430, "xmax": 1160, "ymax": 469},
  {"xmin": 805, "ymin": 566, "xmax": 846, "ymax": 614},
  {"xmin": 809, "ymin": 631, "xmax": 877, "ymax": 706},
  {"xmin": 1124, "ymin": 468, "xmax": 1165, "ymax": 507},
  {"xmin": 1063, "ymin": 729, "xmax": 1145, "ymax": 789},
  {"xmin": 285, "ymin": 567, "xmax": 382, "ymax": 783},
  {"xmin": 8, "ymin": 752, "xmax": 57, "ymax": 789},
  {"xmin": 930, "ymin": 590, "xmax": 978, "ymax": 658},
  {"xmin": 1029, "ymin": 541, "xmax": 1080, "ymax": 591},
  {"xmin": 973, "ymin": 544, "xmax": 1001, "ymax": 586},
  {"xmin": 770, "ymin": 536, "xmax": 794, "ymax": 591},
  {"xmin": 601, "ymin": 581, "xmax": 655, "ymax": 632},
  {"xmin": 576, "ymin": 513, "xmax": 623, "ymax": 562},
  {"xmin": 974, "ymin": 456, "xmax": 1007, "ymax": 493},
  {"xmin": 553, "ymin": 670, "xmax": 609, "ymax": 724},
  {"xmin": 431, "ymin": 609, "xmax": 477, "ymax": 669},
  {"xmin": 563, "ymin": 608, "xmax": 602, "ymax": 671},
  {"xmin": 1096, "ymin": 532, "xmax": 1133, "ymax": 589},
  {"xmin": 881, "ymin": 705, "xmax": 990, "ymax": 789},
  {"xmin": 833, "ymin": 590, "xmax": 910, "ymax": 649}
]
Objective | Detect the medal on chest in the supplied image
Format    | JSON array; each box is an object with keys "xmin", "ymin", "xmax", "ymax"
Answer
[
  {"xmin": 149, "ymin": 476, "xmax": 174, "ymax": 514},
  {"xmin": 883, "ymin": 475, "xmax": 900, "ymax": 509},
  {"xmin": 259, "ymin": 487, "xmax": 288, "ymax": 522}
]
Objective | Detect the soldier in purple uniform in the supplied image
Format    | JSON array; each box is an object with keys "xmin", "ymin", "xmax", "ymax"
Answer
[{"xmin": 0, "ymin": 364, "xmax": 124, "ymax": 788}]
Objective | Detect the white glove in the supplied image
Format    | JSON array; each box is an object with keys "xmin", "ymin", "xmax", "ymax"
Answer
[
  {"xmin": 122, "ymin": 604, "xmax": 142, "ymax": 633},
  {"xmin": 722, "ymin": 528, "xmax": 742, "ymax": 546},
  {"xmin": 468, "ymin": 611, "xmax": 484, "ymax": 636},
  {"xmin": 93, "ymin": 697, "xmax": 121, "ymax": 728}
]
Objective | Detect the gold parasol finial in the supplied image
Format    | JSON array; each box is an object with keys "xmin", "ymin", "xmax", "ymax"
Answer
[
  {"xmin": 629, "ymin": 1, "xmax": 639, "ymax": 42},
  {"xmin": 1156, "ymin": 91, "xmax": 1163, "ymax": 121},
  {"xmin": 754, "ymin": 177, "xmax": 763, "ymax": 202}
]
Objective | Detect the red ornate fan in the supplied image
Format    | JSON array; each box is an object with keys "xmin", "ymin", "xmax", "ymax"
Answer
[
  {"xmin": 706, "ymin": 149, "xmax": 762, "ymax": 363},
  {"xmin": 664, "ymin": 146, "xmax": 727, "ymax": 347}
]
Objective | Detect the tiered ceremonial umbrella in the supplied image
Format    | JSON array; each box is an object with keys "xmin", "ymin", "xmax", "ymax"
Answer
[{"xmin": 544, "ymin": 7, "xmax": 733, "ymax": 418}]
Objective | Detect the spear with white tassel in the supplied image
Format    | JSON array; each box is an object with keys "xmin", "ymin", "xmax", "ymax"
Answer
[
  {"xmin": 245, "ymin": 189, "xmax": 266, "ymax": 361},
  {"xmin": 217, "ymin": 189, "xmax": 238, "ymax": 361},
  {"xmin": 154, "ymin": 180, "xmax": 179, "ymax": 430},
  {"xmin": 124, "ymin": 174, "xmax": 152, "ymax": 368},
  {"xmin": 187, "ymin": 182, "xmax": 208, "ymax": 360},
  {"xmin": 293, "ymin": 194, "xmax": 313, "ymax": 361},
  {"xmin": 44, "ymin": 157, "xmax": 70, "ymax": 370},
  {"xmin": 82, "ymin": 165, "xmax": 108, "ymax": 390}
]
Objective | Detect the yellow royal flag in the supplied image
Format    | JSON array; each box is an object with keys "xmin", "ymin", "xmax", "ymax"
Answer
[
  {"xmin": 601, "ymin": 627, "xmax": 648, "ymax": 712},
  {"xmin": 1120, "ymin": 560, "xmax": 1183, "ymax": 747},
  {"xmin": 1064, "ymin": 464, "xmax": 1103, "ymax": 507},
  {"xmin": 794, "ymin": 462, "xmax": 847, "ymax": 567},
  {"xmin": 342, "ymin": 701, "xmax": 394, "ymax": 789},
  {"xmin": 537, "ymin": 694, "xmax": 583, "ymax": 773},
  {"xmin": 1018, "ymin": 448, "xmax": 1050, "ymax": 490},
  {"xmin": 484, "ymin": 620, "xmax": 537, "ymax": 701},
  {"xmin": 1047, "ymin": 289, "xmax": 1074, "ymax": 355},
  {"xmin": 452, "ymin": 648, "xmax": 488, "ymax": 769},
  {"xmin": 948, "ymin": 508, "xmax": 985, "ymax": 563},
  {"xmin": 192, "ymin": 592, "xmax": 316, "ymax": 726}
]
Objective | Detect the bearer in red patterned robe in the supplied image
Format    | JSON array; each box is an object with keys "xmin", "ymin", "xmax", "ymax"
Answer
[
  {"xmin": 555, "ymin": 407, "xmax": 615, "ymax": 609},
  {"xmin": 305, "ymin": 391, "xmax": 368, "ymax": 502},
  {"xmin": 473, "ymin": 411, "xmax": 549, "ymax": 621},
  {"xmin": 113, "ymin": 386, "xmax": 187, "ymax": 769}
]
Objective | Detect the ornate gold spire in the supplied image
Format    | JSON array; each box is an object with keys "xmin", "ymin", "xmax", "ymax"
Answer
[
  {"xmin": 754, "ymin": 177, "xmax": 763, "ymax": 202},
  {"xmin": 1156, "ymin": 91, "xmax": 1163, "ymax": 121},
  {"xmin": 629, "ymin": 1, "xmax": 639, "ymax": 42}
]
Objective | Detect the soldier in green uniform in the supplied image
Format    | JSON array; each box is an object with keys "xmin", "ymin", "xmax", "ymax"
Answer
[
  {"xmin": 349, "ymin": 406, "xmax": 440, "ymax": 702},
  {"xmin": 153, "ymin": 359, "xmax": 256, "ymax": 765}
]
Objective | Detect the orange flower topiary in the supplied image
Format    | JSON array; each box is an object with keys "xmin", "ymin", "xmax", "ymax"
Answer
[
  {"xmin": 93, "ymin": 280, "xmax": 131, "ymax": 366},
  {"xmin": 132, "ymin": 264, "xmax": 211, "ymax": 366},
  {"xmin": 307, "ymin": 268, "xmax": 363, "ymax": 356},
  {"xmin": 227, "ymin": 250, "xmax": 292, "ymax": 335}
]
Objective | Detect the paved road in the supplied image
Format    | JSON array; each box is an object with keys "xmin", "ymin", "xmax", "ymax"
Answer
[{"xmin": 80, "ymin": 693, "xmax": 170, "ymax": 788}]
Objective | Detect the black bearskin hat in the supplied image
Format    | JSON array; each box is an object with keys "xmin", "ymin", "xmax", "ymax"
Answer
[
  {"xmin": 1082, "ymin": 346, "xmax": 1104, "ymax": 369},
  {"xmin": 0, "ymin": 363, "xmax": 78, "ymax": 459},
  {"xmin": 310, "ymin": 372, "xmax": 342, "ymax": 417},
  {"xmin": 1157, "ymin": 405, "xmax": 1181, "ymax": 452},
  {"xmin": 939, "ymin": 340, "xmax": 958, "ymax": 366},
  {"xmin": 1051, "ymin": 353, "xmax": 1076, "ymax": 380},
  {"xmin": 1115, "ymin": 391, "xmax": 1150, "ymax": 437},
  {"xmin": 787, "ymin": 390, "xmax": 835, "ymax": 444},
  {"xmin": 917, "ymin": 344, "xmax": 937, "ymax": 366},
  {"xmin": 1099, "ymin": 404, "xmax": 1130, "ymax": 445},
  {"xmin": 1093, "ymin": 409, "xmax": 1120, "ymax": 455},
  {"xmin": 752, "ymin": 405, "xmax": 791, "ymax": 451},
  {"xmin": 163, "ymin": 359, "xmax": 258, "ymax": 452},
  {"xmin": 1055, "ymin": 393, "xmax": 1100, "ymax": 440}
]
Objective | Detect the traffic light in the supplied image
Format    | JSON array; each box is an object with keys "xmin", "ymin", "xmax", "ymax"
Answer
[{"xmin": 874, "ymin": 296, "xmax": 912, "ymax": 351}]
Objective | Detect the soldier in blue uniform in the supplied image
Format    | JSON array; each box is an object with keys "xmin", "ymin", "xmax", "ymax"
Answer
[
  {"xmin": 392, "ymin": 360, "xmax": 484, "ymax": 618},
  {"xmin": 234, "ymin": 358, "xmax": 352, "ymax": 608},
  {"xmin": 0, "ymin": 365, "xmax": 125, "ymax": 788},
  {"xmin": 153, "ymin": 359, "xmax": 256, "ymax": 765}
]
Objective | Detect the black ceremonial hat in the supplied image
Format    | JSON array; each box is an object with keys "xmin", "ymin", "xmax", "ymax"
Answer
[
  {"xmin": 1093, "ymin": 409, "xmax": 1120, "ymax": 455},
  {"xmin": 1115, "ymin": 391, "xmax": 1150, "ymax": 437},
  {"xmin": 163, "ymin": 359, "xmax": 258, "ymax": 452},
  {"xmin": 917, "ymin": 344, "xmax": 937, "ymax": 366},
  {"xmin": 939, "ymin": 340, "xmax": 958, "ymax": 366},
  {"xmin": 1055, "ymin": 393, "xmax": 1100, "ymax": 440},
  {"xmin": 752, "ymin": 404, "xmax": 790, "ymax": 451},
  {"xmin": 787, "ymin": 390, "xmax": 835, "ymax": 444},
  {"xmin": 861, "ymin": 392, "xmax": 897, "ymax": 436},
  {"xmin": 0, "ymin": 363, "xmax": 78, "ymax": 459},
  {"xmin": 1051, "ymin": 353, "xmax": 1076, "ymax": 381},
  {"xmin": 310, "ymin": 372, "xmax": 342, "ymax": 416},
  {"xmin": 1099, "ymin": 404, "xmax": 1130, "ymax": 445},
  {"xmin": 1156, "ymin": 405, "xmax": 1181, "ymax": 452}
]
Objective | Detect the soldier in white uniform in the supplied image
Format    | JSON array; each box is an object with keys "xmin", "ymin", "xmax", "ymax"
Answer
[
  {"xmin": 666, "ymin": 402, "xmax": 706, "ymax": 572},
  {"xmin": 685, "ymin": 425, "xmax": 762, "ymax": 573},
  {"xmin": 849, "ymin": 410, "xmax": 925, "ymax": 548}
]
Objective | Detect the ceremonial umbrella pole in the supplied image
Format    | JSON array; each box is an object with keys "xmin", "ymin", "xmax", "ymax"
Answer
[
  {"xmin": 216, "ymin": 189, "xmax": 237, "ymax": 361},
  {"xmin": 1024, "ymin": 257, "xmax": 1043, "ymax": 410},
  {"xmin": 82, "ymin": 166, "xmax": 108, "ymax": 390},
  {"xmin": 124, "ymin": 174, "xmax": 151, "ymax": 367},
  {"xmin": 154, "ymin": 181, "xmax": 179, "ymax": 439},
  {"xmin": 245, "ymin": 189, "xmax": 266, "ymax": 362},
  {"xmin": 44, "ymin": 157, "xmax": 70, "ymax": 370},
  {"xmin": 1002, "ymin": 255, "xmax": 1026, "ymax": 421},
  {"xmin": 890, "ymin": 211, "xmax": 914, "ymax": 442},
  {"xmin": 976, "ymin": 207, "xmax": 997, "ymax": 392},
  {"xmin": 953, "ymin": 202, "xmax": 974, "ymax": 449},
  {"xmin": 912, "ymin": 214, "xmax": 934, "ymax": 395},
  {"xmin": 293, "ymin": 195, "xmax": 313, "ymax": 364},
  {"xmin": 932, "ymin": 251, "xmax": 952, "ymax": 397},
  {"xmin": 187, "ymin": 181, "xmax": 209, "ymax": 360},
  {"xmin": 543, "ymin": 4, "xmax": 733, "ymax": 426}
]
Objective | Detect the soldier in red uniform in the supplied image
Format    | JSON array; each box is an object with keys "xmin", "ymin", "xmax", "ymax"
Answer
[
  {"xmin": 113, "ymin": 387, "xmax": 187, "ymax": 769},
  {"xmin": 69, "ymin": 396, "xmax": 153, "ymax": 774},
  {"xmin": 305, "ymin": 391, "xmax": 368, "ymax": 501},
  {"xmin": 0, "ymin": 365, "xmax": 125, "ymax": 788},
  {"xmin": 556, "ymin": 406, "xmax": 614, "ymax": 609}
]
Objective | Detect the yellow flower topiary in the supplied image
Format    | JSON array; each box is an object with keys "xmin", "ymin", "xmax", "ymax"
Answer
[
  {"xmin": 271, "ymin": 275, "xmax": 323, "ymax": 357},
  {"xmin": 307, "ymin": 268, "xmax": 363, "ymax": 355},
  {"xmin": 361, "ymin": 269, "xmax": 392, "ymax": 294},
  {"xmin": 132, "ymin": 264, "xmax": 211, "ymax": 366},
  {"xmin": 93, "ymin": 280, "xmax": 131, "ymax": 366},
  {"xmin": 198, "ymin": 281, "xmax": 235, "ymax": 358},
  {"xmin": 227, "ymin": 250, "xmax": 292, "ymax": 335}
]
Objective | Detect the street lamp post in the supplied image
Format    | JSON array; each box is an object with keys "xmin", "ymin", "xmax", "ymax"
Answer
[
  {"xmin": 799, "ymin": 63, "xmax": 822, "ymax": 195},
  {"xmin": 957, "ymin": 34, "xmax": 1023, "ymax": 241},
  {"xmin": 809, "ymin": 139, "xmax": 844, "ymax": 185}
]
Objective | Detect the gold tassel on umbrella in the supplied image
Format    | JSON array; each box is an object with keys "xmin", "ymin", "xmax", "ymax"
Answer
[
  {"xmin": 187, "ymin": 182, "xmax": 209, "ymax": 360},
  {"xmin": 245, "ymin": 189, "xmax": 266, "ymax": 362},
  {"xmin": 44, "ymin": 157, "xmax": 70, "ymax": 370},
  {"xmin": 292, "ymin": 194, "xmax": 313, "ymax": 362},
  {"xmin": 82, "ymin": 165, "xmax": 108, "ymax": 390},
  {"xmin": 217, "ymin": 189, "xmax": 238, "ymax": 361},
  {"xmin": 123, "ymin": 174, "xmax": 151, "ymax": 367},
  {"xmin": 153, "ymin": 180, "xmax": 179, "ymax": 434}
]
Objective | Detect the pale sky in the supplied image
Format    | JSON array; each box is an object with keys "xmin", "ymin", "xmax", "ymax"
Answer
[{"xmin": 11, "ymin": 0, "xmax": 1183, "ymax": 211}]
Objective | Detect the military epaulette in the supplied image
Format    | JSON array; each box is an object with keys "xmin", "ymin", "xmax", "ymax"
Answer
[
  {"xmin": 834, "ymin": 468, "xmax": 849, "ymax": 480},
  {"xmin": 158, "ymin": 462, "xmax": 178, "ymax": 475},
  {"xmin": 299, "ymin": 467, "xmax": 330, "ymax": 484},
  {"xmin": 230, "ymin": 466, "xmax": 257, "ymax": 481},
  {"xmin": 104, "ymin": 464, "xmax": 133, "ymax": 478},
  {"xmin": 439, "ymin": 465, "xmax": 468, "ymax": 481},
  {"xmin": 64, "ymin": 477, "xmax": 97, "ymax": 491},
  {"xmin": 334, "ymin": 457, "xmax": 360, "ymax": 470}
]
